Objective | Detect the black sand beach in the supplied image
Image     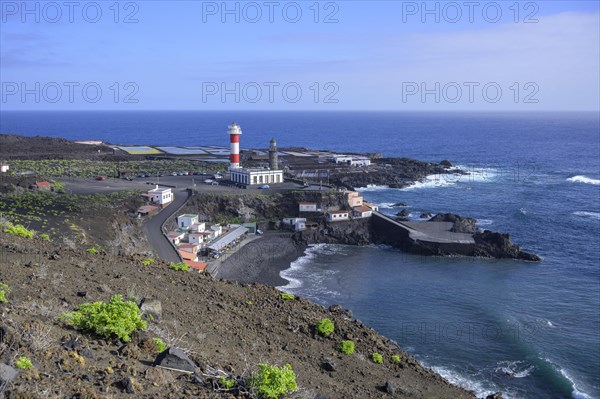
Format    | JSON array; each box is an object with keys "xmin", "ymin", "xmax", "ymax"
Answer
[{"xmin": 213, "ymin": 233, "xmax": 306, "ymax": 286}]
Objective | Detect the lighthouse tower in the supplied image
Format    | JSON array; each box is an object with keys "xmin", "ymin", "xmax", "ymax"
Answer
[
  {"xmin": 269, "ymin": 138, "xmax": 278, "ymax": 170},
  {"xmin": 228, "ymin": 122, "xmax": 242, "ymax": 169}
]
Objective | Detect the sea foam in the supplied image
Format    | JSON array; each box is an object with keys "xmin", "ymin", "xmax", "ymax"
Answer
[{"xmin": 567, "ymin": 175, "xmax": 600, "ymax": 185}]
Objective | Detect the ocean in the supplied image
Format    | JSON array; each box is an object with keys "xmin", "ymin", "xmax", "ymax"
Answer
[{"xmin": 1, "ymin": 111, "xmax": 599, "ymax": 398}]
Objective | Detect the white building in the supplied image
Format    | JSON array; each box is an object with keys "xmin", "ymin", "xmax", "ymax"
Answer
[
  {"xmin": 326, "ymin": 211, "xmax": 350, "ymax": 222},
  {"xmin": 333, "ymin": 155, "xmax": 371, "ymax": 167},
  {"xmin": 298, "ymin": 202, "xmax": 318, "ymax": 213},
  {"xmin": 177, "ymin": 214, "xmax": 199, "ymax": 230},
  {"xmin": 230, "ymin": 168, "xmax": 284, "ymax": 186},
  {"xmin": 210, "ymin": 224, "xmax": 223, "ymax": 237},
  {"xmin": 283, "ymin": 217, "xmax": 307, "ymax": 231},
  {"xmin": 188, "ymin": 232, "xmax": 208, "ymax": 245},
  {"xmin": 167, "ymin": 231, "xmax": 184, "ymax": 245},
  {"xmin": 148, "ymin": 186, "xmax": 173, "ymax": 207},
  {"xmin": 0, "ymin": 164, "xmax": 9, "ymax": 173},
  {"xmin": 353, "ymin": 205, "xmax": 373, "ymax": 218},
  {"xmin": 191, "ymin": 222, "xmax": 206, "ymax": 233}
]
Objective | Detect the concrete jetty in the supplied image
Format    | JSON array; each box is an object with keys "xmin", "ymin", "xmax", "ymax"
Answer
[{"xmin": 371, "ymin": 211, "xmax": 476, "ymax": 256}]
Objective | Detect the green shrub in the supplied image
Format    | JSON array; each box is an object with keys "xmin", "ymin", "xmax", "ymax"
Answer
[
  {"xmin": 86, "ymin": 247, "xmax": 98, "ymax": 254},
  {"xmin": 372, "ymin": 353, "xmax": 383, "ymax": 364},
  {"xmin": 141, "ymin": 258, "xmax": 154, "ymax": 267},
  {"xmin": 169, "ymin": 262, "xmax": 190, "ymax": 271},
  {"xmin": 0, "ymin": 283, "xmax": 9, "ymax": 303},
  {"xmin": 61, "ymin": 294, "xmax": 147, "ymax": 342},
  {"xmin": 153, "ymin": 337, "xmax": 167, "ymax": 353},
  {"xmin": 39, "ymin": 233, "xmax": 50, "ymax": 240},
  {"xmin": 338, "ymin": 340, "xmax": 355, "ymax": 355},
  {"xmin": 220, "ymin": 376, "xmax": 236, "ymax": 390},
  {"xmin": 3, "ymin": 223, "xmax": 34, "ymax": 239},
  {"xmin": 391, "ymin": 355, "xmax": 401, "ymax": 363},
  {"xmin": 315, "ymin": 318, "xmax": 334, "ymax": 337},
  {"xmin": 280, "ymin": 293, "xmax": 295, "ymax": 300},
  {"xmin": 249, "ymin": 363, "xmax": 298, "ymax": 399},
  {"xmin": 15, "ymin": 356, "xmax": 33, "ymax": 370}
]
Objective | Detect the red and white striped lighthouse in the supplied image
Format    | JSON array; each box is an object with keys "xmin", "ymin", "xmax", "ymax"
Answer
[{"xmin": 228, "ymin": 122, "xmax": 242, "ymax": 169}]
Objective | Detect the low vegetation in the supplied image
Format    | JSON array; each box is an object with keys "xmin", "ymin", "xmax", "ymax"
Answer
[
  {"xmin": 280, "ymin": 292, "xmax": 295, "ymax": 300},
  {"xmin": 372, "ymin": 353, "xmax": 383, "ymax": 364},
  {"xmin": 219, "ymin": 376, "xmax": 236, "ymax": 390},
  {"xmin": 60, "ymin": 294, "xmax": 147, "ymax": 342},
  {"xmin": 315, "ymin": 318, "xmax": 335, "ymax": 337},
  {"xmin": 15, "ymin": 356, "xmax": 33, "ymax": 370},
  {"xmin": 140, "ymin": 258, "xmax": 155, "ymax": 267},
  {"xmin": 153, "ymin": 337, "xmax": 167, "ymax": 353},
  {"xmin": 0, "ymin": 283, "xmax": 9, "ymax": 303},
  {"xmin": 249, "ymin": 363, "xmax": 298, "ymax": 399},
  {"xmin": 391, "ymin": 354, "xmax": 401, "ymax": 363},
  {"xmin": 6, "ymin": 159, "xmax": 226, "ymax": 179},
  {"xmin": 338, "ymin": 340, "xmax": 355, "ymax": 355},
  {"xmin": 2, "ymin": 222, "xmax": 35, "ymax": 239},
  {"xmin": 169, "ymin": 262, "xmax": 190, "ymax": 271}
]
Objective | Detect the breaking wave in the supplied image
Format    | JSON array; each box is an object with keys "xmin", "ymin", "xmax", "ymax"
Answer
[{"xmin": 567, "ymin": 175, "xmax": 600, "ymax": 185}]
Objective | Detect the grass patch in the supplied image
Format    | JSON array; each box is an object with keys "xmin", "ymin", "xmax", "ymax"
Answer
[
  {"xmin": 338, "ymin": 340, "xmax": 355, "ymax": 355},
  {"xmin": 61, "ymin": 294, "xmax": 147, "ymax": 342},
  {"xmin": 249, "ymin": 363, "xmax": 297, "ymax": 399},
  {"xmin": 391, "ymin": 355, "xmax": 401, "ymax": 363}
]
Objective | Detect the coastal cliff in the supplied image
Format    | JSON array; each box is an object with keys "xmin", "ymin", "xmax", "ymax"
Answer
[{"xmin": 0, "ymin": 232, "xmax": 477, "ymax": 398}]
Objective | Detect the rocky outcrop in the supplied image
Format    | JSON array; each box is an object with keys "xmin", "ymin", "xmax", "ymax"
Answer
[
  {"xmin": 429, "ymin": 213, "xmax": 479, "ymax": 234},
  {"xmin": 429, "ymin": 213, "xmax": 540, "ymax": 261},
  {"xmin": 293, "ymin": 219, "xmax": 372, "ymax": 246},
  {"xmin": 330, "ymin": 158, "xmax": 456, "ymax": 189},
  {"xmin": 474, "ymin": 230, "xmax": 541, "ymax": 261}
]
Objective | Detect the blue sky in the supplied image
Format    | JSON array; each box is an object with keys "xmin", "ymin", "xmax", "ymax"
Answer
[{"xmin": 1, "ymin": 0, "xmax": 599, "ymax": 110}]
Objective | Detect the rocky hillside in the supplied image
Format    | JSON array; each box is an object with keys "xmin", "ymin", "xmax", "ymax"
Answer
[{"xmin": 0, "ymin": 232, "xmax": 480, "ymax": 399}]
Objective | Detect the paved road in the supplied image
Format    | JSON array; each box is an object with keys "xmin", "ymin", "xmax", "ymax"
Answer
[{"xmin": 141, "ymin": 189, "xmax": 191, "ymax": 263}]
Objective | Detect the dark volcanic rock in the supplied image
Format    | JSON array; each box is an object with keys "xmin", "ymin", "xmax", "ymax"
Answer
[
  {"xmin": 154, "ymin": 347, "xmax": 197, "ymax": 373},
  {"xmin": 420, "ymin": 213, "xmax": 432, "ymax": 219},
  {"xmin": 294, "ymin": 218, "xmax": 372, "ymax": 246},
  {"xmin": 397, "ymin": 210, "xmax": 410, "ymax": 217},
  {"xmin": 474, "ymin": 230, "xmax": 540, "ymax": 261},
  {"xmin": 429, "ymin": 213, "xmax": 478, "ymax": 234}
]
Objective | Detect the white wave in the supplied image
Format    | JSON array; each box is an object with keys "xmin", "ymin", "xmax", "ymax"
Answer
[
  {"xmin": 401, "ymin": 174, "xmax": 459, "ymax": 190},
  {"xmin": 278, "ymin": 244, "xmax": 327, "ymax": 290},
  {"xmin": 543, "ymin": 357, "xmax": 594, "ymax": 399},
  {"xmin": 430, "ymin": 365, "xmax": 498, "ymax": 398},
  {"xmin": 560, "ymin": 368, "xmax": 594, "ymax": 399},
  {"xmin": 519, "ymin": 208, "xmax": 527, "ymax": 215},
  {"xmin": 355, "ymin": 184, "xmax": 390, "ymax": 192},
  {"xmin": 476, "ymin": 219, "xmax": 494, "ymax": 226},
  {"xmin": 401, "ymin": 166, "xmax": 500, "ymax": 191},
  {"xmin": 495, "ymin": 360, "xmax": 535, "ymax": 379},
  {"xmin": 567, "ymin": 175, "xmax": 600, "ymax": 185},
  {"xmin": 573, "ymin": 211, "xmax": 600, "ymax": 220}
]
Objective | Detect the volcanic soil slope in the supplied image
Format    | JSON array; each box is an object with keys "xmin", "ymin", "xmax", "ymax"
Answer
[{"xmin": 0, "ymin": 232, "xmax": 476, "ymax": 399}]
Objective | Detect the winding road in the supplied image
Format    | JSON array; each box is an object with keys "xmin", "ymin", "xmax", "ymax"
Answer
[{"xmin": 141, "ymin": 189, "xmax": 191, "ymax": 263}]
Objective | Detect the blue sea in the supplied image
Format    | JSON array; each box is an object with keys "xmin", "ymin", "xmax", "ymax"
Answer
[{"xmin": 1, "ymin": 111, "xmax": 599, "ymax": 399}]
